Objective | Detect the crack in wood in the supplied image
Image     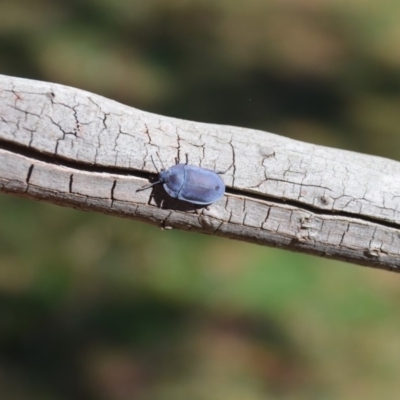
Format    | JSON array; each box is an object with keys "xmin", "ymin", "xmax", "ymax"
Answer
[{"xmin": 1, "ymin": 136, "xmax": 400, "ymax": 232}]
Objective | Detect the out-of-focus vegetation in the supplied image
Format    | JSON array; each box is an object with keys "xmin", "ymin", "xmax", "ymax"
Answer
[{"xmin": 1, "ymin": 1, "xmax": 400, "ymax": 399}]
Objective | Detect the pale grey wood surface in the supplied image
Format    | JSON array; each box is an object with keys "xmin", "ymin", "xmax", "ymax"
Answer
[{"xmin": 1, "ymin": 74, "xmax": 399, "ymax": 272}]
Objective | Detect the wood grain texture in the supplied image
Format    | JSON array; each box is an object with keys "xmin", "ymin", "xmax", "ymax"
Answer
[{"xmin": 1, "ymin": 74, "xmax": 399, "ymax": 272}]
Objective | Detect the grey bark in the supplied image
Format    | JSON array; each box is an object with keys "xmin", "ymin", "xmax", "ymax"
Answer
[{"xmin": 0, "ymin": 74, "xmax": 399, "ymax": 272}]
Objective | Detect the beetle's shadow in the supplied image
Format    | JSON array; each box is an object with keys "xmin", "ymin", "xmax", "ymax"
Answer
[{"xmin": 150, "ymin": 184, "xmax": 205, "ymax": 213}]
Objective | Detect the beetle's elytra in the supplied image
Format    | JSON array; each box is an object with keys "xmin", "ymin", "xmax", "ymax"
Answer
[{"xmin": 136, "ymin": 154, "xmax": 226, "ymax": 206}]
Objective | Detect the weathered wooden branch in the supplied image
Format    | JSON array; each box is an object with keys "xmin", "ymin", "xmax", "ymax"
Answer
[{"xmin": 1, "ymin": 74, "xmax": 399, "ymax": 272}]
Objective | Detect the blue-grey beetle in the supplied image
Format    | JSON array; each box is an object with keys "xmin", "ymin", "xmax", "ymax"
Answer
[{"xmin": 137, "ymin": 154, "xmax": 226, "ymax": 205}]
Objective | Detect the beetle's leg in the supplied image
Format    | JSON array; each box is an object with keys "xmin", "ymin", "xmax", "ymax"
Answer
[
  {"xmin": 175, "ymin": 153, "xmax": 189, "ymax": 164},
  {"xmin": 216, "ymin": 163, "xmax": 233, "ymax": 175},
  {"xmin": 147, "ymin": 190, "xmax": 155, "ymax": 206}
]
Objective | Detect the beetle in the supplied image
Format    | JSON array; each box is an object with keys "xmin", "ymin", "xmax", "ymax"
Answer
[{"xmin": 136, "ymin": 153, "xmax": 226, "ymax": 205}]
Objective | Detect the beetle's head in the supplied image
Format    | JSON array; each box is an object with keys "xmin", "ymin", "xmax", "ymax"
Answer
[{"xmin": 159, "ymin": 169, "xmax": 169, "ymax": 183}]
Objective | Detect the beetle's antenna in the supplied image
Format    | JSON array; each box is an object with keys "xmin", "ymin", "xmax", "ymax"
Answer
[
  {"xmin": 150, "ymin": 155, "xmax": 160, "ymax": 173},
  {"xmin": 155, "ymin": 152, "xmax": 165, "ymax": 170},
  {"xmin": 136, "ymin": 154, "xmax": 162, "ymax": 192},
  {"xmin": 136, "ymin": 181, "xmax": 161, "ymax": 192}
]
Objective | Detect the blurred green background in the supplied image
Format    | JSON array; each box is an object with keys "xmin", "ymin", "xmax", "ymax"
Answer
[{"xmin": 1, "ymin": 1, "xmax": 400, "ymax": 399}]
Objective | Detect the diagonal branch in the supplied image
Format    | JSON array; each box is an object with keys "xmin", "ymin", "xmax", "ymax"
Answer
[{"xmin": 1, "ymin": 74, "xmax": 400, "ymax": 272}]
